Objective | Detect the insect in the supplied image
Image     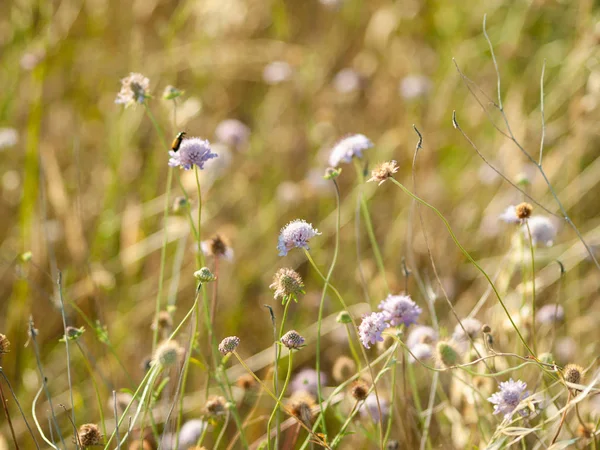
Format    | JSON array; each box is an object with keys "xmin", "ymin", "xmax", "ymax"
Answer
[{"xmin": 171, "ymin": 131, "xmax": 186, "ymax": 152}]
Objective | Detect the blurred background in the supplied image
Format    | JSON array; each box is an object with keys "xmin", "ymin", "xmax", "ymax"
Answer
[{"xmin": 1, "ymin": 0, "xmax": 600, "ymax": 447}]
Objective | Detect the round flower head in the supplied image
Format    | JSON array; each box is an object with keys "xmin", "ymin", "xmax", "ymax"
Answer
[
  {"xmin": 435, "ymin": 340, "xmax": 461, "ymax": 368},
  {"xmin": 377, "ymin": 294, "xmax": 421, "ymax": 327},
  {"xmin": 359, "ymin": 393, "xmax": 389, "ymax": 423},
  {"xmin": 399, "ymin": 74, "xmax": 432, "ymax": 100},
  {"xmin": 168, "ymin": 137, "xmax": 218, "ymax": 170},
  {"xmin": 408, "ymin": 343, "xmax": 433, "ymax": 364},
  {"xmin": 333, "ymin": 68, "xmax": 361, "ymax": 94},
  {"xmin": 178, "ymin": 419, "xmax": 207, "ymax": 448},
  {"xmin": 328, "ymin": 134, "xmax": 373, "ymax": 167},
  {"xmin": 563, "ymin": 364, "xmax": 583, "ymax": 386},
  {"xmin": 263, "ymin": 61, "xmax": 292, "ymax": 85},
  {"xmin": 499, "ymin": 205, "xmax": 520, "ymax": 224},
  {"xmin": 115, "ymin": 73, "xmax": 150, "ymax": 107},
  {"xmin": 515, "ymin": 202, "xmax": 533, "ymax": 220},
  {"xmin": 350, "ymin": 379, "xmax": 370, "ymax": 401},
  {"xmin": 288, "ymin": 391, "xmax": 317, "ymax": 425},
  {"xmin": 218, "ymin": 336, "xmax": 240, "ymax": 355},
  {"xmin": 153, "ymin": 340, "xmax": 184, "ymax": 367},
  {"xmin": 290, "ymin": 368, "xmax": 327, "ymax": 397},
  {"xmin": 487, "ymin": 378, "xmax": 530, "ymax": 420},
  {"xmin": 536, "ymin": 304, "xmax": 564, "ymax": 325},
  {"xmin": 0, "ymin": 334, "xmax": 10, "ymax": 356},
  {"xmin": 281, "ymin": 330, "xmax": 305, "ymax": 350},
  {"xmin": 407, "ymin": 325, "xmax": 437, "ymax": 348},
  {"xmin": 358, "ymin": 312, "xmax": 389, "ymax": 349},
  {"xmin": 201, "ymin": 234, "xmax": 234, "ymax": 261},
  {"xmin": 524, "ymin": 215, "xmax": 557, "ymax": 246},
  {"xmin": 368, "ymin": 161, "xmax": 399, "ymax": 185},
  {"xmin": 452, "ymin": 317, "xmax": 482, "ymax": 343},
  {"xmin": 215, "ymin": 119, "xmax": 250, "ymax": 150},
  {"xmin": 194, "ymin": 267, "xmax": 217, "ymax": 283},
  {"xmin": 270, "ymin": 268, "xmax": 304, "ymax": 303},
  {"xmin": 332, "ymin": 356, "xmax": 357, "ymax": 383},
  {"xmin": 77, "ymin": 423, "xmax": 103, "ymax": 447},
  {"xmin": 205, "ymin": 396, "xmax": 227, "ymax": 416},
  {"xmin": 277, "ymin": 219, "xmax": 321, "ymax": 256}
]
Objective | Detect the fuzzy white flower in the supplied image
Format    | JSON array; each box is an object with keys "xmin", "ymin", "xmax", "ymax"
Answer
[
  {"xmin": 168, "ymin": 137, "xmax": 218, "ymax": 170},
  {"xmin": 523, "ymin": 216, "xmax": 556, "ymax": 246},
  {"xmin": 277, "ymin": 220, "xmax": 321, "ymax": 256},
  {"xmin": 328, "ymin": 134, "xmax": 373, "ymax": 167}
]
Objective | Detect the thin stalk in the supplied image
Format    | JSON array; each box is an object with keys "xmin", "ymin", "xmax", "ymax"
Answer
[
  {"xmin": 344, "ymin": 323, "xmax": 362, "ymax": 371},
  {"xmin": 0, "ymin": 381, "xmax": 19, "ymax": 450},
  {"xmin": 32, "ymin": 384, "xmax": 59, "ymax": 449},
  {"xmin": 525, "ymin": 221, "xmax": 537, "ymax": 354},
  {"xmin": 214, "ymin": 411, "xmax": 231, "ymax": 449},
  {"xmin": 383, "ymin": 346, "xmax": 399, "ymax": 447},
  {"xmin": 75, "ymin": 342, "xmax": 107, "ymax": 439},
  {"xmin": 330, "ymin": 400, "xmax": 360, "ymax": 448},
  {"xmin": 268, "ymin": 349, "xmax": 294, "ymax": 450},
  {"xmin": 388, "ymin": 178, "xmax": 534, "ymax": 356},
  {"xmin": 113, "ymin": 391, "xmax": 121, "ymax": 450},
  {"xmin": 353, "ymin": 160, "xmax": 389, "ymax": 294},
  {"xmin": 274, "ymin": 300, "xmax": 292, "ymax": 449},
  {"xmin": 0, "ymin": 370, "xmax": 40, "ymax": 449}
]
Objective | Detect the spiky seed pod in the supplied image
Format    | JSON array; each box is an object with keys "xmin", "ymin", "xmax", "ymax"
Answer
[
  {"xmin": 201, "ymin": 235, "xmax": 231, "ymax": 259},
  {"xmin": 236, "ymin": 374, "xmax": 256, "ymax": 390},
  {"xmin": 218, "ymin": 336, "xmax": 240, "ymax": 355},
  {"xmin": 194, "ymin": 267, "xmax": 217, "ymax": 283},
  {"xmin": 152, "ymin": 311, "xmax": 172, "ymax": 332},
  {"xmin": 564, "ymin": 364, "xmax": 584, "ymax": 385},
  {"xmin": 436, "ymin": 341, "xmax": 460, "ymax": 368},
  {"xmin": 0, "ymin": 334, "xmax": 10, "ymax": 355},
  {"xmin": 288, "ymin": 391, "xmax": 317, "ymax": 425},
  {"xmin": 152, "ymin": 340, "xmax": 184, "ymax": 368},
  {"xmin": 515, "ymin": 202, "xmax": 533, "ymax": 220},
  {"xmin": 332, "ymin": 356, "xmax": 357, "ymax": 383},
  {"xmin": 77, "ymin": 423, "xmax": 103, "ymax": 447},
  {"xmin": 270, "ymin": 268, "xmax": 304, "ymax": 303},
  {"xmin": 281, "ymin": 330, "xmax": 305, "ymax": 350},
  {"xmin": 482, "ymin": 324, "xmax": 492, "ymax": 334},
  {"xmin": 350, "ymin": 380, "xmax": 370, "ymax": 401},
  {"xmin": 205, "ymin": 396, "xmax": 227, "ymax": 416}
]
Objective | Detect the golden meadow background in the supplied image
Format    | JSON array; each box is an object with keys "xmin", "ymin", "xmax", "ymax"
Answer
[{"xmin": 1, "ymin": 0, "xmax": 600, "ymax": 447}]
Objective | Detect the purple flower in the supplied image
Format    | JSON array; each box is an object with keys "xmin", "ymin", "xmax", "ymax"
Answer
[
  {"xmin": 277, "ymin": 219, "xmax": 321, "ymax": 256},
  {"xmin": 377, "ymin": 294, "xmax": 422, "ymax": 327},
  {"xmin": 358, "ymin": 312, "xmax": 389, "ymax": 349},
  {"xmin": 263, "ymin": 61, "xmax": 292, "ymax": 85},
  {"xmin": 488, "ymin": 379, "xmax": 530, "ymax": 420},
  {"xmin": 359, "ymin": 393, "xmax": 389, "ymax": 423},
  {"xmin": 408, "ymin": 343, "xmax": 433, "ymax": 364},
  {"xmin": 399, "ymin": 74, "xmax": 432, "ymax": 100},
  {"xmin": 536, "ymin": 304, "xmax": 564, "ymax": 325},
  {"xmin": 407, "ymin": 325, "xmax": 437, "ymax": 348},
  {"xmin": 115, "ymin": 72, "xmax": 150, "ymax": 107},
  {"xmin": 215, "ymin": 119, "xmax": 250, "ymax": 150},
  {"xmin": 524, "ymin": 216, "xmax": 556, "ymax": 247},
  {"xmin": 333, "ymin": 68, "xmax": 361, "ymax": 94},
  {"xmin": 178, "ymin": 420, "xmax": 207, "ymax": 448},
  {"xmin": 328, "ymin": 134, "xmax": 373, "ymax": 167},
  {"xmin": 499, "ymin": 205, "xmax": 520, "ymax": 224},
  {"xmin": 290, "ymin": 368, "xmax": 327, "ymax": 396},
  {"xmin": 168, "ymin": 137, "xmax": 218, "ymax": 170}
]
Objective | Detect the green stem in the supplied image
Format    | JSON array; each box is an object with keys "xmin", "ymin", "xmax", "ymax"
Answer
[
  {"xmin": 75, "ymin": 343, "xmax": 107, "ymax": 439},
  {"xmin": 271, "ymin": 300, "xmax": 292, "ymax": 449},
  {"xmin": 345, "ymin": 323, "xmax": 362, "ymax": 371},
  {"xmin": 525, "ymin": 221, "xmax": 537, "ymax": 354},
  {"xmin": 354, "ymin": 160, "xmax": 389, "ymax": 294},
  {"xmin": 268, "ymin": 350, "xmax": 294, "ymax": 449},
  {"xmin": 388, "ymin": 178, "xmax": 534, "ymax": 356}
]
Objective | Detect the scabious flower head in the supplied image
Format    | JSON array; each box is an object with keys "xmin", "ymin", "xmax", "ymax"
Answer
[
  {"xmin": 163, "ymin": 85, "xmax": 184, "ymax": 100},
  {"xmin": 499, "ymin": 205, "xmax": 520, "ymax": 224},
  {"xmin": 350, "ymin": 379, "xmax": 370, "ymax": 401},
  {"xmin": 332, "ymin": 356, "xmax": 357, "ymax": 383},
  {"xmin": 515, "ymin": 202, "xmax": 533, "ymax": 220},
  {"xmin": 153, "ymin": 340, "xmax": 184, "ymax": 367},
  {"xmin": 359, "ymin": 393, "xmax": 389, "ymax": 423},
  {"xmin": 215, "ymin": 119, "xmax": 250, "ymax": 150},
  {"xmin": 115, "ymin": 73, "xmax": 150, "ymax": 107},
  {"xmin": 333, "ymin": 68, "xmax": 361, "ymax": 94},
  {"xmin": 408, "ymin": 343, "xmax": 433, "ymax": 364},
  {"xmin": 236, "ymin": 374, "xmax": 256, "ymax": 390},
  {"xmin": 536, "ymin": 304, "xmax": 564, "ymax": 325},
  {"xmin": 488, "ymin": 378, "xmax": 530, "ymax": 420},
  {"xmin": 377, "ymin": 294, "xmax": 421, "ymax": 327},
  {"xmin": 205, "ymin": 396, "xmax": 227, "ymax": 416},
  {"xmin": 178, "ymin": 420, "xmax": 207, "ymax": 448},
  {"xmin": 201, "ymin": 234, "xmax": 234, "ymax": 261},
  {"xmin": 399, "ymin": 74, "xmax": 432, "ymax": 100},
  {"xmin": 281, "ymin": 330, "xmax": 305, "ymax": 350},
  {"xmin": 194, "ymin": 267, "xmax": 217, "ymax": 283},
  {"xmin": 263, "ymin": 61, "xmax": 293, "ymax": 85},
  {"xmin": 563, "ymin": 364, "xmax": 584, "ymax": 385},
  {"xmin": 218, "ymin": 336, "xmax": 240, "ymax": 355},
  {"xmin": 524, "ymin": 216, "xmax": 557, "ymax": 246},
  {"xmin": 435, "ymin": 340, "xmax": 461, "ymax": 368},
  {"xmin": 151, "ymin": 311, "xmax": 173, "ymax": 334},
  {"xmin": 328, "ymin": 134, "xmax": 373, "ymax": 167},
  {"xmin": 288, "ymin": 391, "xmax": 317, "ymax": 425},
  {"xmin": 407, "ymin": 325, "xmax": 437, "ymax": 348},
  {"xmin": 452, "ymin": 317, "xmax": 482, "ymax": 343},
  {"xmin": 290, "ymin": 368, "xmax": 327, "ymax": 397},
  {"xmin": 168, "ymin": 137, "xmax": 218, "ymax": 170},
  {"xmin": 0, "ymin": 334, "xmax": 10, "ymax": 356},
  {"xmin": 277, "ymin": 220, "xmax": 321, "ymax": 256},
  {"xmin": 358, "ymin": 312, "xmax": 389, "ymax": 349},
  {"xmin": 270, "ymin": 268, "xmax": 304, "ymax": 303},
  {"xmin": 368, "ymin": 161, "xmax": 399, "ymax": 185},
  {"xmin": 77, "ymin": 423, "xmax": 103, "ymax": 447}
]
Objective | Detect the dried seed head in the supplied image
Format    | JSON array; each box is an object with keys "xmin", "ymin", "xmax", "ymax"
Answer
[
  {"xmin": 515, "ymin": 202, "xmax": 533, "ymax": 220},
  {"xmin": 288, "ymin": 391, "xmax": 317, "ymax": 425},
  {"xmin": 153, "ymin": 340, "xmax": 184, "ymax": 368},
  {"xmin": 236, "ymin": 374, "xmax": 256, "ymax": 390},
  {"xmin": 367, "ymin": 161, "xmax": 399, "ymax": 185},
  {"xmin": 0, "ymin": 334, "xmax": 10, "ymax": 356},
  {"xmin": 350, "ymin": 379, "xmax": 370, "ymax": 401},
  {"xmin": 218, "ymin": 336, "xmax": 240, "ymax": 355},
  {"xmin": 205, "ymin": 396, "xmax": 227, "ymax": 416},
  {"xmin": 77, "ymin": 423, "xmax": 103, "ymax": 447},
  {"xmin": 332, "ymin": 356, "xmax": 357, "ymax": 383},
  {"xmin": 201, "ymin": 235, "xmax": 233, "ymax": 260},
  {"xmin": 194, "ymin": 267, "xmax": 217, "ymax": 283},
  {"xmin": 115, "ymin": 73, "xmax": 150, "ymax": 107},
  {"xmin": 281, "ymin": 330, "xmax": 305, "ymax": 350},
  {"xmin": 151, "ymin": 311, "xmax": 172, "ymax": 332},
  {"xmin": 436, "ymin": 341, "xmax": 461, "ymax": 368},
  {"xmin": 564, "ymin": 364, "xmax": 584, "ymax": 385},
  {"xmin": 270, "ymin": 268, "xmax": 304, "ymax": 303},
  {"xmin": 482, "ymin": 324, "xmax": 492, "ymax": 334}
]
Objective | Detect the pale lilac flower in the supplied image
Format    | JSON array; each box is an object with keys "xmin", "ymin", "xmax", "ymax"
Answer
[
  {"xmin": 524, "ymin": 216, "xmax": 556, "ymax": 246},
  {"xmin": 536, "ymin": 304, "xmax": 564, "ymax": 325},
  {"xmin": 378, "ymin": 294, "xmax": 421, "ymax": 327},
  {"xmin": 452, "ymin": 318, "xmax": 482, "ymax": 343},
  {"xmin": 0, "ymin": 128, "xmax": 18, "ymax": 150},
  {"xmin": 115, "ymin": 72, "xmax": 150, "ymax": 106},
  {"xmin": 218, "ymin": 336, "xmax": 240, "ymax": 355},
  {"xmin": 488, "ymin": 379, "xmax": 530, "ymax": 420},
  {"xmin": 290, "ymin": 368, "xmax": 327, "ymax": 396},
  {"xmin": 168, "ymin": 137, "xmax": 218, "ymax": 170},
  {"xmin": 358, "ymin": 312, "xmax": 389, "ymax": 349},
  {"xmin": 263, "ymin": 61, "xmax": 292, "ymax": 85},
  {"xmin": 333, "ymin": 68, "xmax": 361, "ymax": 93},
  {"xmin": 359, "ymin": 393, "xmax": 389, "ymax": 423},
  {"xmin": 215, "ymin": 119, "xmax": 250, "ymax": 150},
  {"xmin": 277, "ymin": 219, "xmax": 321, "ymax": 256},
  {"xmin": 281, "ymin": 330, "xmax": 305, "ymax": 350},
  {"xmin": 499, "ymin": 205, "xmax": 520, "ymax": 224},
  {"xmin": 399, "ymin": 75, "xmax": 432, "ymax": 100},
  {"xmin": 178, "ymin": 420, "xmax": 207, "ymax": 448},
  {"xmin": 328, "ymin": 134, "xmax": 373, "ymax": 167},
  {"xmin": 407, "ymin": 325, "xmax": 438, "ymax": 348},
  {"xmin": 409, "ymin": 343, "xmax": 433, "ymax": 364}
]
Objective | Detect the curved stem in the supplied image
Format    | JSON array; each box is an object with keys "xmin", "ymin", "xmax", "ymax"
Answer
[{"xmin": 268, "ymin": 350, "xmax": 294, "ymax": 449}]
